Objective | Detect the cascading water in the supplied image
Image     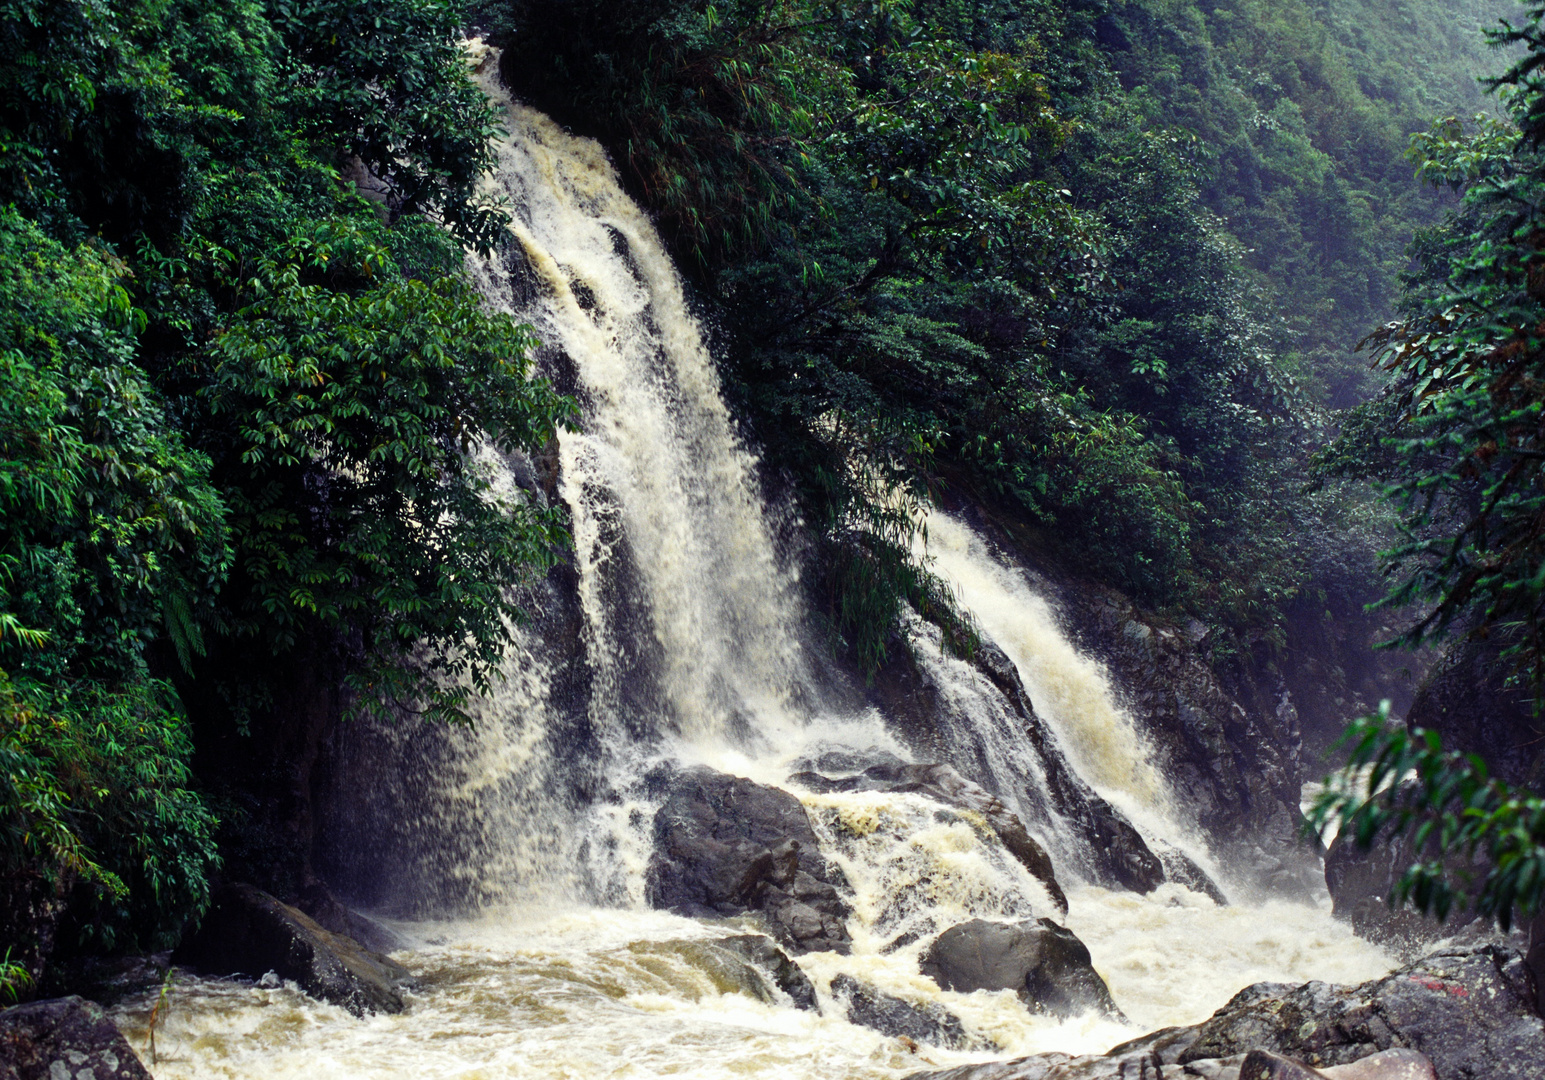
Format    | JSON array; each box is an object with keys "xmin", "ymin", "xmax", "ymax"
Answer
[
  {"xmin": 916, "ymin": 513, "xmax": 1225, "ymax": 891},
  {"xmin": 107, "ymin": 50, "xmax": 1397, "ymax": 1078}
]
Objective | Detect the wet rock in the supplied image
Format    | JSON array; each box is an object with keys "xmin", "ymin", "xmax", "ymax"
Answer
[
  {"xmin": 789, "ymin": 762, "xmax": 1068, "ymax": 914},
  {"xmin": 906, "ymin": 1046, "xmax": 1433, "ymax": 1080},
  {"xmin": 1238, "ymin": 1049, "xmax": 1438, "ymax": 1080},
  {"xmin": 47, "ymin": 953, "xmax": 169, "ymax": 1009},
  {"xmin": 710, "ymin": 935, "xmax": 817, "ymax": 1010},
  {"xmin": 920, "ymin": 918, "xmax": 1122, "ymax": 1020},
  {"xmin": 909, "ymin": 944, "xmax": 1514, "ymax": 1080},
  {"xmin": 1037, "ymin": 574, "xmax": 1323, "ymax": 900},
  {"xmin": 1176, "ymin": 943, "xmax": 1545, "ymax": 1077},
  {"xmin": 1240, "ymin": 1051, "xmax": 1329, "ymax": 1080},
  {"xmin": 172, "ymin": 883, "xmax": 413, "ymax": 1016},
  {"xmin": 1182, "ymin": 1057, "xmax": 1248, "ymax": 1080},
  {"xmin": 1104, "ymin": 1025, "xmax": 1202, "ymax": 1064},
  {"xmin": 903, "ymin": 1048, "xmax": 1220, "ymax": 1080},
  {"xmin": 629, "ymin": 938, "xmax": 797, "ymax": 1007},
  {"xmin": 1321, "ymin": 824, "xmax": 1481, "ymax": 953},
  {"xmin": 864, "ymin": 616, "xmax": 1171, "ymax": 899},
  {"xmin": 1151, "ymin": 841, "xmax": 1227, "ymax": 905},
  {"xmin": 790, "ymin": 747, "xmax": 909, "ymax": 776},
  {"xmin": 1080, "ymin": 807, "xmax": 1165, "ymax": 895},
  {"xmin": 1320, "ymin": 1050, "xmax": 1436, "ymax": 1080},
  {"xmin": 0, "ymin": 995, "xmax": 151, "ymax": 1079},
  {"xmin": 1405, "ymin": 631, "xmax": 1544, "ymax": 792},
  {"xmin": 830, "ymin": 974, "xmax": 975, "ymax": 1049},
  {"xmin": 292, "ymin": 882, "xmax": 406, "ymax": 954},
  {"xmin": 645, "ymin": 766, "xmax": 852, "ymax": 954}
]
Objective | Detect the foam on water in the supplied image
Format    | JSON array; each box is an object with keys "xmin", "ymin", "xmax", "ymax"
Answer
[{"xmin": 109, "ymin": 889, "xmax": 1392, "ymax": 1079}]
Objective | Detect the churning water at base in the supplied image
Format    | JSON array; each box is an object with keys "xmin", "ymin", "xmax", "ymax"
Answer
[
  {"xmin": 110, "ymin": 48, "xmax": 1399, "ymax": 1076},
  {"xmin": 110, "ymin": 892, "xmax": 1391, "ymax": 1080}
]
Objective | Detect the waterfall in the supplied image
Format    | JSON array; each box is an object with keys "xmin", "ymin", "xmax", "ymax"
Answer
[
  {"xmin": 464, "ymin": 78, "xmax": 809, "ymax": 751},
  {"xmin": 113, "ymin": 55, "xmax": 1398, "ymax": 1079},
  {"xmin": 917, "ymin": 513, "xmax": 1224, "ymax": 888}
]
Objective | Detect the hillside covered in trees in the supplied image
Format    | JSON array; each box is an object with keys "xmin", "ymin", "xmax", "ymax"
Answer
[{"xmin": 0, "ymin": 0, "xmax": 1536, "ymax": 1017}]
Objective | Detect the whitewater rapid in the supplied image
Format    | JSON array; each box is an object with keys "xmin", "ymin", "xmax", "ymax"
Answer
[{"xmin": 110, "ymin": 891, "xmax": 1391, "ymax": 1080}]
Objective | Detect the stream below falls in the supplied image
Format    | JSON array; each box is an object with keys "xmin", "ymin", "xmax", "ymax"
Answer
[
  {"xmin": 109, "ymin": 46, "xmax": 1400, "ymax": 1077},
  {"xmin": 110, "ymin": 889, "xmax": 1391, "ymax": 1080}
]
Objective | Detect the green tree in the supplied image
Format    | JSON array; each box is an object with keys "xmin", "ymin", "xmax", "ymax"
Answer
[{"xmin": 1310, "ymin": 2, "xmax": 1545, "ymax": 926}]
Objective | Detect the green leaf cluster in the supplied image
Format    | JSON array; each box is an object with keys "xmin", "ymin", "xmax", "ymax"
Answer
[{"xmin": 1308, "ymin": 703, "xmax": 1545, "ymax": 929}]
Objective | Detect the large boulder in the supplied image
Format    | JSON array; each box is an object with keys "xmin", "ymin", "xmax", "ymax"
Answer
[
  {"xmin": 1151, "ymin": 839, "xmax": 1228, "ymax": 905},
  {"xmin": 645, "ymin": 766, "xmax": 851, "ymax": 954},
  {"xmin": 172, "ymin": 883, "xmax": 413, "ymax": 1016},
  {"xmin": 0, "ymin": 995, "xmax": 151, "ymax": 1079},
  {"xmin": 906, "ymin": 944, "xmax": 1526, "ymax": 1080},
  {"xmin": 902, "ymin": 1047, "xmax": 1434, "ymax": 1080},
  {"xmin": 707, "ymin": 935, "xmax": 817, "ymax": 1010},
  {"xmin": 789, "ymin": 762, "xmax": 1068, "ymax": 914},
  {"xmin": 902, "ymin": 1047, "xmax": 1202, "ymax": 1080},
  {"xmin": 830, "ymin": 974, "xmax": 976, "ymax": 1049},
  {"xmin": 920, "ymin": 918, "xmax": 1122, "ymax": 1020},
  {"xmin": 291, "ymin": 882, "xmax": 406, "ymax": 954},
  {"xmin": 1177, "ymin": 943, "xmax": 1545, "ymax": 1076},
  {"xmin": 1321, "ymin": 822, "xmax": 1491, "ymax": 954},
  {"xmin": 1241, "ymin": 1049, "xmax": 1436, "ymax": 1080}
]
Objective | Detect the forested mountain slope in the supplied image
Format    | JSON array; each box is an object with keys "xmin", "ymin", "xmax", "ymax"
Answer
[{"xmin": 1099, "ymin": 0, "xmax": 1506, "ymax": 405}]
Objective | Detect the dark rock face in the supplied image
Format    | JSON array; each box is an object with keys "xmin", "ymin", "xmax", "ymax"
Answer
[
  {"xmin": 902, "ymin": 1047, "xmax": 1200, "ymax": 1080},
  {"xmin": 789, "ymin": 762, "xmax": 1068, "ymax": 914},
  {"xmin": 710, "ymin": 935, "xmax": 817, "ymax": 1010},
  {"xmin": 920, "ymin": 918, "xmax": 1122, "ymax": 1020},
  {"xmin": 44, "ymin": 953, "xmax": 169, "ymax": 1010},
  {"xmin": 903, "ymin": 1046, "xmax": 1435, "ymax": 1080},
  {"xmin": 830, "ymin": 974, "xmax": 975, "ymax": 1049},
  {"xmin": 1240, "ymin": 1049, "xmax": 1436, "ymax": 1080},
  {"xmin": 932, "ymin": 498, "xmax": 1320, "ymax": 899},
  {"xmin": 1151, "ymin": 840, "xmax": 1228, "ymax": 905},
  {"xmin": 1405, "ymin": 633, "xmax": 1541, "ymax": 791},
  {"xmin": 0, "ymin": 995, "xmax": 151, "ymax": 1079},
  {"xmin": 0, "ymin": 870, "xmax": 72, "ymax": 1001},
  {"xmin": 1055, "ymin": 589, "xmax": 1320, "ymax": 900},
  {"xmin": 1322, "ymin": 634, "xmax": 1541, "ymax": 953},
  {"xmin": 1321, "ymin": 824, "xmax": 1489, "ymax": 953},
  {"xmin": 1179, "ymin": 944, "xmax": 1544, "ymax": 1077},
  {"xmin": 172, "ymin": 883, "xmax": 412, "ymax": 1016},
  {"xmin": 645, "ymin": 766, "xmax": 851, "ymax": 954},
  {"xmin": 292, "ymin": 882, "xmax": 406, "ymax": 954}
]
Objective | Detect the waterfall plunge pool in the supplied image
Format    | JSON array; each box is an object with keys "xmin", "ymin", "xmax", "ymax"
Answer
[{"xmin": 109, "ymin": 887, "xmax": 1392, "ymax": 1080}]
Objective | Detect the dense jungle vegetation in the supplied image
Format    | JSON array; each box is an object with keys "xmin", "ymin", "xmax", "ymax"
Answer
[{"xmin": 0, "ymin": 0, "xmax": 1539, "ymax": 996}]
